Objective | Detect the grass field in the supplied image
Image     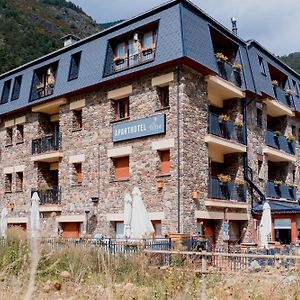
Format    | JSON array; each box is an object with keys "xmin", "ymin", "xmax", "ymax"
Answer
[{"xmin": 0, "ymin": 228, "xmax": 300, "ymax": 300}]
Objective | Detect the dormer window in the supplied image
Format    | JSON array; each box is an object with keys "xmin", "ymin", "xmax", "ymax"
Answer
[
  {"xmin": 30, "ymin": 61, "xmax": 58, "ymax": 102},
  {"xmin": 11, "ymin": 75, "xmax": 22, "ymax": 101},
  {"xmin": 108, "ymin": 24, "xmax": 157, "ymax": 75},
  {"xmin": 1, "ymin": 79, "xmax": 12, "ymax": 104}
]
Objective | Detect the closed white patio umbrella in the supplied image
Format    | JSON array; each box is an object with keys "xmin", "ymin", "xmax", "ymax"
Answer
[
  {"xmin": 0, "ymin": 207, "xmax": 8, "ymax": 239},
  {"xmin": 259, "ymin": 202, "xmax": 272, "ymax": 249},
  {"xmin": 130, "ymin": 187, "xmax": 154, "ymax": 239},
  {"xmin": 31, "ymin": 192, "xmax": 41, "ymax": 238},
  {"xmin": 124, "ymin": 193, "xmax": 133, "ymax": 239}
]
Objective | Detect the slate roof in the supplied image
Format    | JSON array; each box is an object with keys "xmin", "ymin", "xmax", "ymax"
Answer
[{"xmin": 252, "ymin": 201, "xmax": 300, "ymax": 215}]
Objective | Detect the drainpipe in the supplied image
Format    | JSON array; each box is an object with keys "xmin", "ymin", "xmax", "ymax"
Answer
[{"xmin": 176, "ymin": 66, "xmax": 181, "ymax": 233}]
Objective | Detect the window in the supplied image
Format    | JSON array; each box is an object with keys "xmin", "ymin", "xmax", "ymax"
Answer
[
  {"xmin": 16, "ymin": 125, "xmax": 24, "ymax": 143},
  {"xmin": 142, "ymin": 31, "xmax": 155, "ymax": 49},
  {"xmin": 151, "ymin": 220, "xmax": 162, "ymax": 237},
  {"xmin": 115, "ymin": 222, "xmax": 124, "ymax": 239},
  {"xmin": 16, "ymin": 172, "xmax": 23, "ymax": 192},
  {"xmin": 30, "ymin": 62, "xmax": 58, "ymax": 101},
  {"xmin": 5, "ymin": 174, "xmax": 12, "ymax": 193},
  {"xmin": 1, "ymin": 79, "xmax": 11, "ymax": 104},
  {"xmin": 115, "ymin": 42, "xmax": 126, "ymax": 58},
  {"xmin": 114, "ymin": 98, "xmax": 129, "ymax": 120},
  {"xmin": 292, "ymin": 80, "xmax": 299, "ymax": 97},
  {"xmin": 158, "ymin": 86, "xmax": 169, "ymax": 108},
  {"xmin": 11, "ymin": 76, "xmax": 22, "ymax": 101},
  {"xmin": 73, "ymin": 110, "xmax": 82, "ymax": 130},
  {"xmin": 257, "ymin": 108, "xmax": 262, "ymax": 128},
  {"xmin": 109, "ymin": 27, "xmax": 157, "ymax": 75},
  {"xmin": 68, "ymin": 52, "xmax": 81, "ymax": 81},
  {"xmin": 74, "ymin": 163, "xmax": 83, "ymax": 185},
  {"xmin": 159, "ymin": 150, "xmax": 170, "ymax": 174},
  {"xmin": 114, "ymin": 156, "xmax": 129, "ymax": 179},
  {"xmin": 274, "ymin": 218, "xmax": 291, "ymax": 245},
  {"xmin": 258, "ymin": 56, "xmax": 266, "ymax": 75},
  {"xmin": 6, "ymin": 128, "xmax": 13, "ymax": 146}
]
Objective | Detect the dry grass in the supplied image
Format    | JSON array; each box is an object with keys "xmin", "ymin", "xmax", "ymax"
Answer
[{"xmin": 0, "ymin": 230, "xmax": 300, "ymax": 299}]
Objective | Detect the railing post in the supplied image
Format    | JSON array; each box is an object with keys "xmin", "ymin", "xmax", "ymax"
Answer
[{"xmin": 201, "ymin": 254, "xmax": 207, "ymax": 273}]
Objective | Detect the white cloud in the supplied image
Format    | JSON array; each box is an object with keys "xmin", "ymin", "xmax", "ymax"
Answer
[{"xmin": 71, "ymin": 0, "xmax": 300, "ymax": 55}]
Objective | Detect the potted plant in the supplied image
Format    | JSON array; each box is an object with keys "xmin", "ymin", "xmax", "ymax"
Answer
[
  {"xmin": 217, "ymin": 174, "xmax": 231, "ymax": 185},
  {"xmin": 215, "ymin": 52, "xmax": 228, "ymax": 63},
  {"xmin": 156, "ymin": 179, "xmax": 164, "ymax": 189},
  {"xmin": 218, "ymin": 114, "xmax": 230, "ymax": 123},
  {"xmin": 113, "ymin": 56, "xmax": 125, "ymax": 65},
  {"xmin": 286, "ymin": 133, "xmax": 295, "ymax": 142},
  {"xmin": 286, "ymin": 89, "xmax": 294, "ymax": 96},
  {"xmin": 274, "ymin": 179, "xmax": 283, "ymax": 186},
  {"xmin": 234, "ymin": 119, "xmax": 244, "ymax": 141},
  {"xmin": 232, "ymin": 63, "xmax": 242, "ymax": 72},
  {"xmin": 142, "ymin": 47, "xmax": 153, "ymax": 55},
  {"xmin": 235, "ymin": 178, "xmax": 246, "ymax": 199},
  {"xmin": 288, "ymin": 183, "xmax": 296, "ymax": 189},
  {"xmin": 235, "ymin": 178, "xmax": 245, "ymax": 186},
  {"xmin": 274, "ymin": 130, "xmax": 282, "ymax": 137}
]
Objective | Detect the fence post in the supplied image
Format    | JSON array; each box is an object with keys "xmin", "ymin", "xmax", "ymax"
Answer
[{"xmin": 201, "ymin": 254, "xmax": 207, "ymax": 273}]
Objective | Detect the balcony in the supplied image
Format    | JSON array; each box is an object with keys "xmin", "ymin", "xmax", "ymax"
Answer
[
  {"xmin": 266, "ymin": 180, "xmax": 297, "ymax": 201},
  {"xmin": 205, "ymin": 113, "xmax": 247, "ymax": 163},
  {"xmin": 110, "ymin": 49, "xmax": 155, "ymax": 74},
  {"xmin": 263, "ymin": 87, "xmax": 294, "ymax": 117},
  {"xmin": 32, "ymin": 186, "xmax": 61, "ymax": 205},
  {"xmin": 206, "ymin": 177, "xmax": 248, "ymax": 209},
  {"xmin": 263, "ymin": 129, "xmax": 296, "ymax": 163},
  {"xmin": 31, "ymin": 133, "xmax": 63, "ymax": 163}
]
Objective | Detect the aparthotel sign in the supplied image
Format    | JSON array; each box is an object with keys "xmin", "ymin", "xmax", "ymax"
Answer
[{"xmin": 112, "ymin": 114, "xmax": 166, "ymax": 142}]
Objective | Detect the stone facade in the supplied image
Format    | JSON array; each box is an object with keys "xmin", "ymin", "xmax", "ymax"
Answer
[{"xmin": 0, "ymin": 63, "xmax": 299, "ymax": 246}]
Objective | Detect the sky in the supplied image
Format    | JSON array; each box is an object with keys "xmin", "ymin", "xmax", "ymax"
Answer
[{"xmin": 71, "ymin": 0, "xmax": 300, "ymax": 56}]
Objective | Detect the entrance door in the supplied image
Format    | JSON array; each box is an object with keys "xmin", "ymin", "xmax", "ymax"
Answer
[
  {"xmin": 203, "ymin": 220, "xmax": 215, "ymax": 251},
  {"xmin": 62, "ymin": 222, "xmax": 80, "ymax": 239}
]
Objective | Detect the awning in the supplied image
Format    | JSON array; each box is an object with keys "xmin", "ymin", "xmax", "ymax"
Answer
[{"xmin": 253, "ymin": 201, "xmax": 300, "ymax": 215}]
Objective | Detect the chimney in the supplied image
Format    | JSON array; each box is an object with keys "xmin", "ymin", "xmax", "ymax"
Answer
[
  {"xmin": 231, "ymin": 17, "xmax": 237, "ymax": 35},
  {"xmin": 60, "ymin": 34, "xmax": 80, "ymax": 47}
]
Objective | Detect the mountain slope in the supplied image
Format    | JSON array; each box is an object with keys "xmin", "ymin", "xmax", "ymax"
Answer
[
  {"xmin": 0, "ymin": 0, "xmax": 102, "ymax": 74},
  {"xmin": 279, "ymin": 52, "xmax": 300, "ymax": 75}
]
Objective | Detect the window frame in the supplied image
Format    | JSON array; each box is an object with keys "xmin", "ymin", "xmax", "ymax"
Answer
[
  {"xmin": 159, "ymin": 149, "xmax": 170, "ymax": 175},
  {"xmin": 114, "ymin": 156, "xmax": 130, "ymax": 179},
  {"xmin": 73, "ymin": 109, "xmax": 83, "ymax": 130},
  {"xmin": 68, "ymin": 51, "xmax": 82, "ymax": 81},
  {"xmin": 16, "ymin": 172, "xmax": 24, "ymax": 192},
  {"xmin": 114, "ymin": 98, "xmax": 129, "ymax": 121},
  {"xmin": 258, "ymin": 56, "xmax": 266, "ymax": 76},
  {"xmin": 16, "ymin": 124, "xmax": 24, "ymax": 144},
  {"xmin": 5, "ymin": 173, "xmax": 12, "ymax": 193},
  {"xmin": 158, "ymin": 86, "xmax": 170, "ymax": 109},
  {"xmin": 74, "ymin": 163, "xmax": 83, "ymax": 185},
  {"xmin": 1, "ymin": 79, "xmax": 12, "ymax": 104},
  {"xmin": 6, "ymin": 127, "xmax": 13, "ymax": 146},
  {"xmin": 11, "ymin": 75, "xmax": 22, "ymax": 101}
]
